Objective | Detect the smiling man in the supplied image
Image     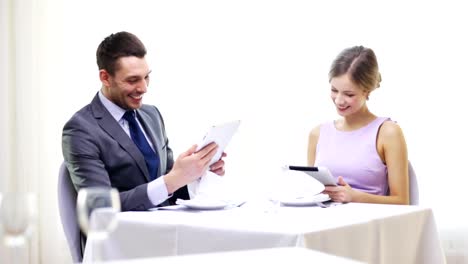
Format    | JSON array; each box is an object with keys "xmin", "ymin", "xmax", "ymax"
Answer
[{"xmin": 62, "ymin": 32, "xmax": 226, "ymax": 212}]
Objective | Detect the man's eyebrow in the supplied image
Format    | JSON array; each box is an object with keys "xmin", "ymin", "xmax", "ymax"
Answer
[
  {"xmin": 125, "ymin": 70, "xmax": 152, "ymax": 80},
  {"xmin": 125, "ymin": 75, "xmax": 140, "ymax": 80}
]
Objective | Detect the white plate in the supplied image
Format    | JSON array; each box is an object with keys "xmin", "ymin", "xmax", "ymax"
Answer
[
  {"xmin": 176, "ymin": 199, "xmax": 229, "ymax": 210},
  {"xmin": 279, "ymin": 193, "xmax": 331, "ymax": 206}
]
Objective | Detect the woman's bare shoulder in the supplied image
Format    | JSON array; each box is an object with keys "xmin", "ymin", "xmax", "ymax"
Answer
[
  {"xmin": 309, "ymin": 124, "xmax": 321, "ymax": 139},
  {"xmin": 379, "ymin": 120, "xmax": 405, "ymax": 142}
]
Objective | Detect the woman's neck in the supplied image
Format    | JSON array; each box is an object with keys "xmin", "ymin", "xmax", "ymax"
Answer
[{"xmin": 337, "ymin": 106, "xmax": 376, "ymax": 131}]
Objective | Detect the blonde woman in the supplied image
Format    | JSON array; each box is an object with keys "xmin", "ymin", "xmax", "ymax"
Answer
[{"xmin": 307, "ymin": 46, "xmax": 409, "ymax": 205}]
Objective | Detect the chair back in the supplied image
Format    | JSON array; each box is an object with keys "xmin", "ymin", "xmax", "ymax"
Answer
[
  {"xmin": 58, "ymin": 162, "xmax": 82, "ymax": 263},
  {"xmin": 408, "ymin": 161, "xmax": 419, "ymax": 205}
]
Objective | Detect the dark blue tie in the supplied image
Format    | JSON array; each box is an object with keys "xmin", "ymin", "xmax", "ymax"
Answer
[{"xmin": 123, "ymin": 110, "xmax": 159, "ymax": 181}]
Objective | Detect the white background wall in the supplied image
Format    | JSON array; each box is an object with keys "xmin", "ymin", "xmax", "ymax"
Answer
[{"xmin": 1, "ymin": 0, "xmax": 468, "ymax": 262}]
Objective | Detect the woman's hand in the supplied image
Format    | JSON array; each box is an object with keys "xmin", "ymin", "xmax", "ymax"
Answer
[{"xmin": 323, "ymin": 176, "xmax": 354, "ymax": 203}]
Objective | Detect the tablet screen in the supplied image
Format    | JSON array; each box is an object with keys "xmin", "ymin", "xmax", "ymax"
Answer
[
  {"xmin": 287, "ymin": 165, "xmax": 337, "ymax": 186},
  {"xmin": 196, "ymin": 120, "xmax": 241, "ymax": 165}
]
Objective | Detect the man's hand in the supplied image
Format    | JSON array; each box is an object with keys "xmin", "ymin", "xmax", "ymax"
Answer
[
  {"xmin": 163, "ymin": 143, "xmax": 218, "ymax": 193},
  {"xmin": 209, "ymin": 152, "xmax": 226, "ymax": 176}
]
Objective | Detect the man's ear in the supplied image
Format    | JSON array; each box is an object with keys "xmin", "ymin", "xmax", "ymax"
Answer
[{"xmin": 99, "ymin": 69, "xmax": 111, "ymax": 87}]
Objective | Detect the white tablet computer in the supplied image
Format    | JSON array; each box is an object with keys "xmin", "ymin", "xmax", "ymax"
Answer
[
  {"xmin": 195, "ymin": 120, "xmax": 241, "ymax": 165},
  {"xmin": 286, "ymin": 165, "xmax": 337, "ymax": 186}
]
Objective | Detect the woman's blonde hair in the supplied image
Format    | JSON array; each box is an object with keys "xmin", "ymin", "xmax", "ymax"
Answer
[{"xmin": 329, "ymin": 46, "xmax": 382, "ymax": 93}]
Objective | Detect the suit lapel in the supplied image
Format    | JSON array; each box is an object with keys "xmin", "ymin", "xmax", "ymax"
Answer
[{"xmin": 90, "ymin": 94, "xmax": 151, "ymax": 181}]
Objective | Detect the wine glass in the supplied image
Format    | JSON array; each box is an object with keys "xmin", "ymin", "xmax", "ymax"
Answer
[
  {"xmin": 77, "ymin": 187, "xmax": 120, "ymax": 262},
  {"xmin": 0, "ymin": 192, "xmax": 37, "ymax": 264}
]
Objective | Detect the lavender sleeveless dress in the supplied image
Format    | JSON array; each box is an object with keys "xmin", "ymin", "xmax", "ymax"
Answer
[{"xmin": 315, "ymin": 117, "xmax": 390, "ymax": 195}]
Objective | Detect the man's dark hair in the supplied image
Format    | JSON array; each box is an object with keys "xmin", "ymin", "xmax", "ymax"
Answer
[{"xmin": 96, "ymin": 31, "xmax": 147, "ymax": 76}]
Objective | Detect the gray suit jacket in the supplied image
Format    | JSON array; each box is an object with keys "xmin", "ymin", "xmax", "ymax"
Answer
[{"xmin": 62, "ymin": 93, "xmax": 189, "ymax": 211}]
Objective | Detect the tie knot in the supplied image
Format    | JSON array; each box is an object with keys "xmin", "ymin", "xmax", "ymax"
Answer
[{"xmin": 123, "ymin": 110, "xmax": 136, "ymax": 122}]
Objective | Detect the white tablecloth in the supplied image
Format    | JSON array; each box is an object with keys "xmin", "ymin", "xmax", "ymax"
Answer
[
  {"xmin": 104, "ymin": 247, "xmax": 364, "ymax": 264},
  {"xmin": 84, "ymin": 203, "xmax": 445, "ymax": 264}
]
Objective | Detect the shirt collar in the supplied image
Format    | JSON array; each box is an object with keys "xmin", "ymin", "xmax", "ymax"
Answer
[{"xmin": 98, "ymin": 90, "xmax": 128, "ymax": 122}]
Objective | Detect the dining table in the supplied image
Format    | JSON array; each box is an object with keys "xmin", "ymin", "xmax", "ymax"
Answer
[
  {"xmin": 102, "ymin": 247, "xmax": 366, "ymax": 264},
  {"xmin": 84, "ymin": 202, "xmax": 445, "ymax": 264}
]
